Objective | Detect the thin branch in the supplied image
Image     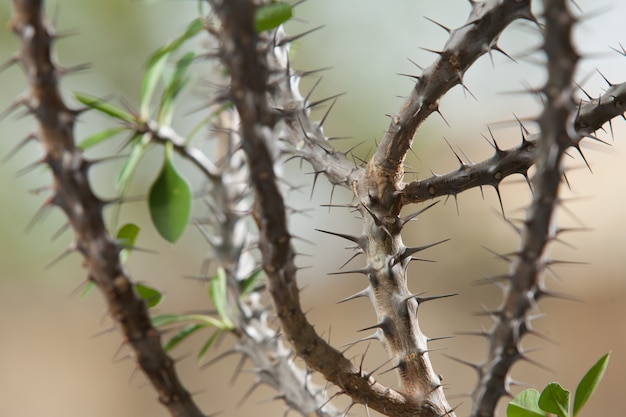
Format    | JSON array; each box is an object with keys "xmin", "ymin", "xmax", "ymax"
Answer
[{"xmin": 399, "ymin": 78, "xmax": 626, "ymax": 206}]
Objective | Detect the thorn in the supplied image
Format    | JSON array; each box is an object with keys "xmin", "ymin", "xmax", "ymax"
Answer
[
  {"xmin": 442, "ymin": 136, "xmax": 466, "ymax": 168},
  {"xmin": 405, "ymin": 292, "xmax": 458, "ymax": 305},
  {"xmin": 491, "ymin": 43, "xmax": 517, "ymax": 64},
  {"xmin": 303, "ymin": 77, "xmax": 323, "ymax": 104},
  {"xmin": 397, "ymin": 72, "xmax": 422, "ymax": 81},
  {"xmin": 318, "ymin": 97, "xmax": 338, "ymax": 128},
  {"xmin": 455, "ymin": 329, "xmax": 490, "ymax": 339},
  {"xmin": 0, "ymin": 95, "xmax": 27, "ymax": 121},
  {"xmin": 25, "ymin": 197, "xmax": 55, "ymax": 232},
  {"xmin": 315, "ymin": 228, "xmax": 362, "ymax": 245},
  {"xmin": 341, "ymin": 333, "xmax": 380, "ymax": 351},
  {"xmin": 16, "ymin": 158, "xmax": 46, "ymax": 177},
  {"xmin": 423, "ymin": 16, "xmax": 451, "ymax": 33},
  {"xmin": 428, "ymin": 335, "xmax": 454, "ymax": 343},
  {"xmin": 357, "ymin": 321, "xmax": 386, "ymax": 333},
  {"xmin": 307, "ymin": 92, "xmax": 346, "ymax": 110},
  {"xmin": 327, "ymin": 267, "xmax": 370, "ymax": 276},
  {"xmin": 472, "ymin": 273, "xmax": 511, "ymax": 287},
  {"xmin": 58, "ymin": 62, "xmax": 92, "ymax": 76},
  {"xmin": 596, "ymin": 69, "xmax": 613, "ymax": 86},
  {"xmin": 400, "ymin": 201, "xmax": 439, "ymax": 227},
  {"xmin": 393, "ymin": 239, "xmax": 450, "ymax": 265},
  {"xmin": 276, "ymin": 25, "xmax": 324, "ymax": 46},
  {"xmin": 419, "ymin": 47, "xmax": 444, "ymax": 56},
  {"xmin": 199, "ymin": 349, "xmax": 239, "ymax": 369},
  {"xmin": 44, "ymin": 244, "xmax": 77, "ymax": 269},
  {"xmin": 338, "ymin": 251, "xmax": 363, "ymax": 270},
  {"xmin": 407, "ymin": 57, "xmax": 424, "ymax": 71},
  {"xmin": 1, "ymin": 132, "xmax": 37, "ymax": 164},
  {"xmin": 229, "ymin": 354, "xmax": 247, "ymax": 386},
  {"xmin": 236, "ymin": 382, "xmax": 261, "ymax": 408},
  {"xmin": 442, "ymin": 354, "xmax": 481, "ymax": 374},
  {"xmin": 481, "ymin": 246, "xmax": 514, "ymax": 263},
  {"xmin": 50, "ymin": 222, "xmax": 72, "ymax": 241},
  {"xmin": 336, "ymin": 287, "xmax": 370, "ymax": 304}
]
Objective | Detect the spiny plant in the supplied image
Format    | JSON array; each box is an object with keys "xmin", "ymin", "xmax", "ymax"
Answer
[{"xmin": 3, "ymin": 0, "xmax": 623, "ymax": 417}]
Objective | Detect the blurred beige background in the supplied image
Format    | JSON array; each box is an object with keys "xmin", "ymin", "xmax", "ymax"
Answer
[{"xmin": 1, "ymin": 1, "xmax": 626, "ymax": 417}]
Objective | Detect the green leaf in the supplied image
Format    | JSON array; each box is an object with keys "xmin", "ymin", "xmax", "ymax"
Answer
[
  {"xmin": 157, "ymin": 52, "xmax": 195, "ymax": 124},
  {"xmin": 146, "ymin": 18, "xmax": 203, "ymax": 69},
  {"xmin": 151, "ymin": 313, "xmax": 232, "ymax": 330},
  {"xmin": 164, "ymin": 323, "xmax": 207, "ymax": 352},
  {"xmin": 135, "ymin": 283, "xmax": 163, "ymax": 308},
  {"xmin": 209, "ymin": 267, "xmax": 231, "ymax": 326},
  {"xmin": 507, "ymin": 389, "xmax": 548, "ymax": 417},
  {"xmin": 148, "ymin": 144, "xmax": 192, "ymax": 243},
  {"xmin": 539, "ymin": 383, "xmax": 571, "ymax": 417},
  {"xmin": 116, "ymin": 133, "xmax": 149, "ymax": 189},
  {"xmin": 197, "ymin": 329, "xmax": 222, "ymax": 361},
  {"xmin": 573, "ymin": 352, "xmax": 610, "ymax": 416},
  {"xmin": 141, "ymin": 17, "xmax": 203, "ymax": 118},
  {"xmin": 116, "ymin": 223, "xmax": 140, "ymax": 263},
  {"xmin": 140, "ymin": 54, "xmax": 168, "ymax": 118},
  {"xmin": 255, "ymin": 2, "xmax": 292, "ymax": 33},
  {"xmin": 78, "ymin": 127, "xmax": 126, "ymax": 150},
  {"xmin": 75, "ymin": 93, "xmax": 135, "ymax": 123},
  {"xmin": 239, "ymin": 268, "xmax": 264, "ymax": 297},
  {"xmin": 111, "ymin": 133, "xmax": 149, "ymax": 229}
]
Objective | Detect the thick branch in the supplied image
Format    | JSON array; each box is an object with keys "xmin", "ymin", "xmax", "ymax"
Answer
[{"xmin": 10, "ymin": 2, "xmax": 204, "ymax": 417}]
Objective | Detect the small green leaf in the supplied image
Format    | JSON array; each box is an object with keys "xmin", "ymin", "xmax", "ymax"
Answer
[
  {"xmin": 507, "ymin": 389, "xmax": 548, "ymax": 417},
  {"xmin": 78, "ymin": 127, "xmax": 126, "ymax": 150},
  {"xmin": 209, "ymin": 267, "xmax": 231, "ymax": 326},
  {"xmin": 164, "ymin": 323, "xmax": 207, "ymax": 352},
  {"xmin": 148, "ymin": 144, "xmax": 192, "ymax": 243},
  {"xmin": 75, "ymin": 93, "xmax": 135, "ymax": 123},
  {"xmin": 573, "ymin": 352, "xmax": 610, "ymax": 416},
  {"xmin": 255, "ymin": 2, "xmax": 292, "ymax": 33},
  {"xmin": 239, "ymin": 268, "xmax": 264, "ymax": 297},
  {"xmin": 116, "ymin": 134, "xmax": 149, "ymax": 189},
  {"xmin": 140, "ymin": 54, "xmax": 168, "ymax": 118},
  {"xmin": 151, "ymin": 313, "xmax": 232, "ymax": 330},
  {"xmin": 197, "ymin": 330, "xmax": 222, "ymax": 361},
  {"xmin": 111, "ymin": 133, "xmax": 149, "ymax": 229},
  {"xmin": 146, "ymin": 18, "xmax": 203, "ymax": 69},
  {"xmin": 116, "ymin": 223, "xmax": 140, "ymax": 263},
  {"xmin": 539, "ymin": 383, "xmax": 570, "ymax": 417},
  {"xmin": 157, "ymin": 52, "xmax": 195, "ymax": 124},
  {"xmin": 135, "ymin": 283, "xmax": 163, "ymax": 308}
]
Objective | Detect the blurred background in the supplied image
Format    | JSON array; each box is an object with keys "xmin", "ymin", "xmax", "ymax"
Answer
[{"xmin": 1, "ymin": 1, "xmax": 626, "ymax": 416}]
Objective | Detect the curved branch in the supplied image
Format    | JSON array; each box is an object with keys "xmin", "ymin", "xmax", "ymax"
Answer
[{"xmin": 10, "ymin": 2, "xmax": 205, "ymax": 417}]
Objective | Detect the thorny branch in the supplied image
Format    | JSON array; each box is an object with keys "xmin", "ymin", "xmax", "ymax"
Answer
[
  {"xmin": 7, "ymin": 0, "xmax": 626, "ymax": 417},
  {"xmin": 206, "ymin": 1, "xmax": 438, "ymax": 416},
  {"xmin": 9, "ymin": 2, "xmax": 205, "ymax": 417}
]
